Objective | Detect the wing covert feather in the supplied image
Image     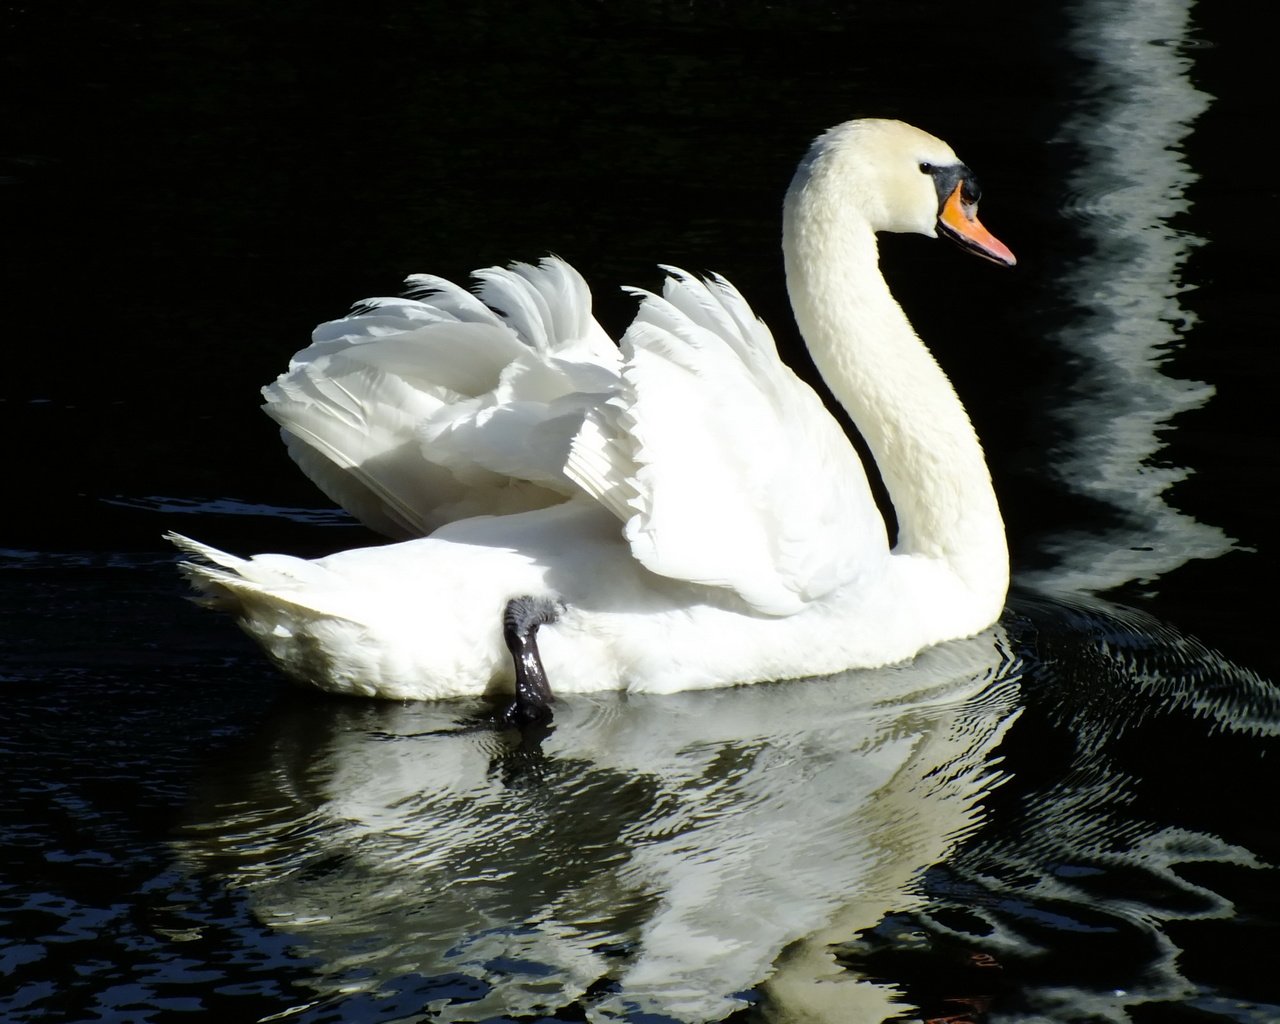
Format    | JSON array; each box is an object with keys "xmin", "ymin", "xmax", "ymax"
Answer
[
  {"xmin": 567, "ymin": 268, "xmax": 885, "ymax": 614},
  {"xmin": 264, "ymin": 258, "xmax": 618, "ymax": 539}
]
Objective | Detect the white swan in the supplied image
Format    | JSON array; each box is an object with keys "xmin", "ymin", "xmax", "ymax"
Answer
[{"xmin": 169, "ymin": 118, "xmax": 1016, "ymax": 714}]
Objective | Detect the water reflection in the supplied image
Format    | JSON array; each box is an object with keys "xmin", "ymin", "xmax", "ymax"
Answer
[
  {"xmin": 1032, "ymin": 0, "xmax": 1233, "ymax": 594},
  {"xmin": 845, "ymin": 596, "xmax": 1280, "ymax": 1023},
  {"xmin": 175, "ymin": 629, "xmax": 1023, "ymax": 1022}
]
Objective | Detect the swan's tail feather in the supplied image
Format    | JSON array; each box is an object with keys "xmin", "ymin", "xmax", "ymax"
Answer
[
  {"xmin": 165, "ymin": 532, "xmax": 358, "ymax": 623},
  {"xmin": 166, "ymin": 531, "xmax": 259, "ymax": 611},
  {"xmin": 166, "ymin": 530, "xmax": 245, "ymax": 568}
]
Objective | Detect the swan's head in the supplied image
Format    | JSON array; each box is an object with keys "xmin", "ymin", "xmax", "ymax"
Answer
[{"xmin": 788, "ymin": 118, "xmax": 1016, "ymax": 267}]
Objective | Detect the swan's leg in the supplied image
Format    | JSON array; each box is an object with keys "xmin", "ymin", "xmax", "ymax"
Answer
[{"xmin": 501, "ymin": 596, "xmax": 562, "ymax": 726}]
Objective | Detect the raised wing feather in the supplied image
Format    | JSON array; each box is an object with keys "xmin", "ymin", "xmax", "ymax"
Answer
[
  {"xmin": 263, "ymin": 258, "xmax": 620, "ymax": 539},
  {"xmin": 567, "ymin": 268, "xmax": 886, "ymax": 615}
]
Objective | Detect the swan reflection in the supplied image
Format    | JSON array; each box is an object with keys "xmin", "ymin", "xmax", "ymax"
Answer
[{"xmin": 176, "ymin": 628, "xmax": 1022, "ymax": 1021}]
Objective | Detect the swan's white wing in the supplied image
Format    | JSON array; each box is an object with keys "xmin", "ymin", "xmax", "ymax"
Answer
[
  {"xmin": 263, "ymin": 258, "xmax": 621, "ymax": 539},
  {"xmin": 567, "ymin": 268, "xmax": 886, "ymax": 615}
]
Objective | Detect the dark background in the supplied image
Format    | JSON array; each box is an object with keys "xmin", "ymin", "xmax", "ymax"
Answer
[{"xmin": 3, "ymin": 2, "xmax": 1278, "ymax": 1022}]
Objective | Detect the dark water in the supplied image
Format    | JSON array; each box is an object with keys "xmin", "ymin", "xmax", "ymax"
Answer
[{"xmin": 3, "ymin": 1, "xmax": 1278, "ymax": 1021}]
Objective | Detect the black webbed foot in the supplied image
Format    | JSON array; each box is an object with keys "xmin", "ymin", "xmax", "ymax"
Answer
[{"xmin": 500, "ymin": 595, "xmax": 563, "ymax": 727}]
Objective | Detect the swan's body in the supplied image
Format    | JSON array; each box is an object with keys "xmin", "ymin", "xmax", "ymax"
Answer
[{"xmin": 171, "ymin": 119, "xmax": 1015, "ymax": 703}]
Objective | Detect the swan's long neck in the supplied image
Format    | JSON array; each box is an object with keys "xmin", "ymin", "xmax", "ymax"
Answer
[{"xmin": 783, "ymin": 172, "xmax": 1008, "ymax": 604}]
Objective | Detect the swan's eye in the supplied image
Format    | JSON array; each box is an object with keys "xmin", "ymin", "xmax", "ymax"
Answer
[{"xmin": 919, "ymin": 162, "xmax": 934, "ymax": 175}]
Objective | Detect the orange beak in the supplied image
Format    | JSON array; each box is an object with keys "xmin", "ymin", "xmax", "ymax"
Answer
[{"xmin": 939, "ymin": 182, "xmax": 1016, "ymax": 267}]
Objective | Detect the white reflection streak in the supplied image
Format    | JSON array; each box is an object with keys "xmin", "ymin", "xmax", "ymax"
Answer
[{"xmin": 1032, "ymin": 0, "xmax": 1232, "ymax": 594}]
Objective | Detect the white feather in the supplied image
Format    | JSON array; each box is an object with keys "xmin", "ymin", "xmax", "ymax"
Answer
[
  {"xmin": 566, "ymin": 268, "xmax": 884, "ymax": 614},
  {"xmin": 262, "ymin": 258, "xmax": 619, "ymax": 539}
]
